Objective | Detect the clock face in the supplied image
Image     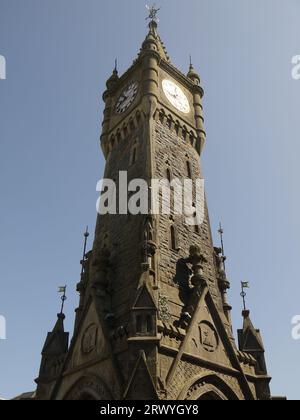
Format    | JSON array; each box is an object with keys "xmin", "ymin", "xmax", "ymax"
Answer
[
  {"xmin": 116, "ymin": 81, "xmax": 139, "ymax": 114},
  {"xmin": 162, "ymin": 79, "xmax": 190, "ymax": 114}
]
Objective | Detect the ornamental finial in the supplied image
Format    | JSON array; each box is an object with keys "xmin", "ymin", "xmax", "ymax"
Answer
[{"xmin": 146, "ymin": 4, "xmax": 160, "ymax": 23}]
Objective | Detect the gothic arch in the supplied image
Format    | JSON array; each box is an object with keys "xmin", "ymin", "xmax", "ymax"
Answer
[
  {"xmin": 63, "ymin": 375, "xmax": 114, "ymax": 401},
  {"xmin": 178, "ymin": 374, "xmax": 240, "ymax": 401}
]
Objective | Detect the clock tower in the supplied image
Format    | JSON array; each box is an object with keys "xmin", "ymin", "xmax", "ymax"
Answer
[{"xmin": 36, "ymin": 10, "xmax": 273, "ymax": 400}]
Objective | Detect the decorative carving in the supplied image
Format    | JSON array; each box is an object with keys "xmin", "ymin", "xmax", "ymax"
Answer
[
  {"xmin": 199, "ymin": 322, "xmax": 219, "ymax": 353},
  {"xmin": 142, "ymin": 216, "xmax": 157, "ymax": 271},
  {"xmin": 91, "ymin": 249, "xmax": 111, "ymax": 301},
  {"xmin": 81, "ymin": 324, "xmax": 98, "ymax": 355},
  {"xmin": 158, "ymin": 293, "xmax": 172, "ymax": 322},
  {"xmin": 187, "ymin": 245, "xmax": 207, "ymax": 287}
]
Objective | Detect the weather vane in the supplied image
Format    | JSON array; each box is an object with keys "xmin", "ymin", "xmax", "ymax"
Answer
[
  {"xmin": 146, "ymin": 4, "xmax": 160, "ymax": 22},
  {"xmin": 240, "ymin": 281, "xmax": 250, "ymax": 311},
  {"xmin": 58, "ymin": 285, "xmax": 67, "ymax": 315}
]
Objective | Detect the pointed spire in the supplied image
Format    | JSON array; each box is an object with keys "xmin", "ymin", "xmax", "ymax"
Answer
[
  {"xmin": 106, "ymin": 61, "xmax": 119, "ymax": 90},
  {"xmin": 187, "ymin": 56, "xmax": 201, "ymax": 85},
  {"xmin": 238, "ymin": 309, "xmax": 265, "ymax": 362}
]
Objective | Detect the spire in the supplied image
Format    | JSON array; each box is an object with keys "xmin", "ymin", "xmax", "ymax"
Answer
[
  {"xmin": 187, "ymin": 56, "xmax": 201, "ymax": 85},
  {"xmin": 35, "ymin": 312, "xmax": 69, "ymax": 399},
  {"xmin": 238, "ymin": 302, "xmax": 269, "ymax": 378},
  {"xmin": 106, "ymin": 61, "xmax": 119, "ymax": 90},
  {"xmin": 140, "ymin": 5, "xmax": 170, "ymax": 62},
  {"xmin": 35, "ymin": 289, "xmax": 69, "ymax": 398},
  {"xmin": 41, "ymin": 288, "xmax": 69, "ymax": 356}
]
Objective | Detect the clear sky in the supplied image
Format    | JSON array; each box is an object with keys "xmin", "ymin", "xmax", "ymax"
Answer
[{"xmin": 0, "ymin": 0, "xmax": 299, "ymax": 400}]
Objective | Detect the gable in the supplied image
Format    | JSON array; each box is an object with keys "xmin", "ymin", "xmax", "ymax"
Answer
[
  {"xmin": 187, "ymin": 292, "xmax": 233, "ymax": 368},
  {"xmin": 124, "ymin": 351, "xmax": 158, "ymax": 400},
  {"xmin": 132, "ymin": 284, "xmax": 157, "ymax": 310},
  {"xmin": 63, "ymin": 300, "xmax": 110, "ymax": 371}
]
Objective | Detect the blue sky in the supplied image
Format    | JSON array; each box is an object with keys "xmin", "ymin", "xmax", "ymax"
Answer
[{"xmin": 0, "ymin": 0, "xmax": 299, "ymax": 400}]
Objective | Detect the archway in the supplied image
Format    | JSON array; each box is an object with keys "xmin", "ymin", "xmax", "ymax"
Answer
[
  {"xmin": 179, "ymin": 374, "xmax": 240, "ymax": 401},
  {"xmin": 63, "ymin": 375, "xmax": 113, "ymax": 401}
]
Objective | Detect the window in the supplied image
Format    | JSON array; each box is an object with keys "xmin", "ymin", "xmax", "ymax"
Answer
[
  {"xmin": 166, "ymin": 168, "xmax": 172, "ymax": 183},
  {"xmin": 136, "ymin": 315, "xmax": 142, "ymax": 333},
  {"xmin": 146, "ymin": 315, "xmax": 153, "ymax": 333},
  {"xmin": 187, "ymin": 161, "xmax": 192, "ymax": 179},
  {"xmin": 170, "ymin": 225, "xmax": 178, "ymax": 251},
  {"xmin": 131, "ymin": 147, "xmax": 137, "ymax": 165},
  {"xmin": 136, "ymin": 112, "xmax": 141, "ymax": 125},
  {"xmin": 129, "ymin": 119, "xmax": 135, "ymax": 132}
]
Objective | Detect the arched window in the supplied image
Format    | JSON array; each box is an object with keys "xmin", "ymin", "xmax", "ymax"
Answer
[
  {"xmin": 110, "ymin": 136, "xmax": 115, "ymax": 150},
  {"xmin": 136, "ymin": 112, "xmax": 142, "ymax": 125},
  {"xmin": 131, "ymin": 139, "xmax": 138, "ymax": 165},
  {"xmin": 187, "ymin": 160, "xmax": 192, "ymax": 179},
  {"xmin": 117, "ymin": 130, "xmax": 122, "ymax": 143},
  {"xmin": 131, "ymin": 147, "xmax": 137, "ymax": 165},
  {"xmin": 170, "ymin": 225, "xmax": 178, "ymax": 251},
  {"xmin": 129, "ymin": 119, "xmax": 135, "ymax": 132},
  {"xmin": 166, "ymin": 167, "xmax": 172, "ymax": 183}
]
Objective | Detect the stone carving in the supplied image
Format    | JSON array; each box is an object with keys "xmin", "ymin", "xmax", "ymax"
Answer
[
  {"xmin": 187, "ymin": 245, "xmax": 207, "ymax": 287},
  {"xmin": 199, "ymin": 322, "xmax": 218, "ymax": 353},
  {"xmin": 81, "ymin": 324, "xmax": 98, "ymax": 355},
  {"xmin": 214, "ymin": 247, "xmax": 226, "ymax": 280},
  {"xmin": 158, "ymin": 293, "xmax": 172, "ymax": 322}
]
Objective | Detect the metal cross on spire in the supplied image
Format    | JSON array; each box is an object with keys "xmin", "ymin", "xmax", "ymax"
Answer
[{"xmin": 146, "ymin": 4, "xmax": 161, "ymax": 22}]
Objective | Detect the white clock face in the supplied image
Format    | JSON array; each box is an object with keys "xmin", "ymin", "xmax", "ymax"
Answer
[
  {"xmin": 116, "ymin": 81, "xmax": 139, "ymax": 114},
  {"xmin": 162, "ymin": 79, "xmax": 190, "ymax": 114}
]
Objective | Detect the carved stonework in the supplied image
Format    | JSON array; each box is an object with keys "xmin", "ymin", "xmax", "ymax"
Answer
[
  {"xmin": 199, "ymin": 322, "xmax": 219, "ymax": 353},
  {"xmin": 81, "ymin": 324, "xmax": 98, "ymax": 355},
  {"xmin": 158, "ymin": 293, "xmax": 171, "ymax": 322}
]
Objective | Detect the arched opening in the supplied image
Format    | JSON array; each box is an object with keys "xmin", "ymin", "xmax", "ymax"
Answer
[
  {"xmin": 180, "ymin": 374, "xmax": 240, "ymax": 401},
  {"xmin": 166, "ymin": 168, "xmax": 172, "ymax": 183},
  {"xmin": 170, "ymin": 225, "xmax": 178, "ymax": 251},
  {"xmin": 187, "ymin": 161, "xmax": 192, "ymax": 179},
  {"xmin": 77, "ymin": 392, "xmax": 98, "ymax": 401},
  {"xmin": 63, "ymin": 376, "xmax": 113, "ymax": 401},
  {"xmin": 198, "ymin": 391, "xmax": 224, "ymax": 401}
]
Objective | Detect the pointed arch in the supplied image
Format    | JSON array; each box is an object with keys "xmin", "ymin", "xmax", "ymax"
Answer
[
  {"xmin": 170, "ymin": 224, "xmax": 178, "ymax": 251},
  {"xmin": 179, "ymin": 374, "xmax": 240, "ymax": 401},
  {"xmin": 129, "ymin": 118, "xmax": 135, "ymax": 132},
  {"xmin": 63, "ymin": 375, "xmax": 114, "ymax": 401},
  {"xmin": 182, "ymin": 126, "xmax": 188, "ymax": 141}
]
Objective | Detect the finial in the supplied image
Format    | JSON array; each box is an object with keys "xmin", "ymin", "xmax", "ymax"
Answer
[
  {"xmin": 240, "ymin": 281, "xmax": 250, "ymax": 312},
  {"xmin": 187, "ymin": 57, "xmax": 201, "ymax": 84},
  {"xmin": 58, "ymin": 286, "xmax": 67, "ymax": 315},
  {"xmin": 114, "ymin": 59, "xmax": 118, "ymax": 74},
  {"xmin": 218, "ymin": 223, "xmax": 226, "ymax": 270},
  {"xmin": 81, "ymin": 226, "xmax": 90, "ymax": 275},
  {"xmin": 146, "ymin": 4, "xmax": 160, "ymax": 23}
]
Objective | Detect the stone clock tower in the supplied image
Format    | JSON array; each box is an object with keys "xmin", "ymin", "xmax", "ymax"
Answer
[{"xmin": 36, "ymin": 11, "xmax": 272, "ymax": 401}]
